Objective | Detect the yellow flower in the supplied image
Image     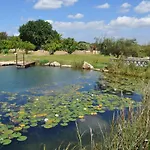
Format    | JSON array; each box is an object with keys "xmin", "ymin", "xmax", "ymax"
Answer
[{"xmin": 79, "ymin": 116, "xmax": 84, "ymax": 119}]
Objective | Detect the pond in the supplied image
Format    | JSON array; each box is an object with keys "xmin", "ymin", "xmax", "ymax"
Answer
[{"xmin": 0, "ymin": 67, "xmax": 142, "ymax": 150}]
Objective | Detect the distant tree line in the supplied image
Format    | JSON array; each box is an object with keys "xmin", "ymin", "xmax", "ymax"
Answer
[
  {"xmin": 95, "ymin": 37, "xmax": 150, "ymax": 57},
  {"xmin": 0, "ymin": 19, "xmax": 150, "ymax": 56}
]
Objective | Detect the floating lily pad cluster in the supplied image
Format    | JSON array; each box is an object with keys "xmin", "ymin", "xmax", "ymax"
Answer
[
  {"xmin": 0, "ymin": 84, "xmax": 140, "ymax": 146},
  {"xmin": 96, "ymin": 74, "xmax": 146, "ymax": 94},
  {"xmin": 0, "ymin": 123, "xmax": 27, "ymax": 145}
]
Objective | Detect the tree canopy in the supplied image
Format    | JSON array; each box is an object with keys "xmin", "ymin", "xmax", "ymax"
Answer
[
  {"xmin": 19, "ymin": 19, "xmax": 59, "ymax": 49},
  {"xmin": 95, "ymin": 37, "xmax": 140, "ymax": 57},
  {"xmin": 0, "ymin": 32, "xmax": 8, "ymax": 40}
]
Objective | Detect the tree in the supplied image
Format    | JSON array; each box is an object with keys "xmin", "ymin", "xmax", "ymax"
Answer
[
  {"xmin": 77, "ymin": 41, "xmax": 90, "ymax": 50},
  {"xmin": 95, "ymin": 37, "xmax": 140, "ymax": 57},
  {"xmin": 19, "ymin": 19, "xmax": 59, "ymax": 49},
  {"xmin": 62, "ymin": 38, "xmax": 78, "ymax": 54},
  {"xmin": 0, "ymin": 32, "xmax": 8, "ymax": 40}
]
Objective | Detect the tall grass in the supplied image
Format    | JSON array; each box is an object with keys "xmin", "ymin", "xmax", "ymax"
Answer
[{"xmin": 107, "ymin": 58, "xmax": 150, "ymax": 78}]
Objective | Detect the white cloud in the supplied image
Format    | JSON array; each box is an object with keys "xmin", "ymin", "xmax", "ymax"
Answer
[
  {"xmin": 121, "ymin": 3, "xmax": 131, "ymax": 8},
  {"xmin": 46, "ymin": 20, "xmax": 105, "ymax": 31},
  {"xmin": 109, "ymin": 15, "xmax": 150, "ymax": 28},
  {"xmin": 34, "ymin": 0, "xmax": 78, "ymax": 9},
  {"xmin": 134, "ymin": 1, "xmax": 150, "ymax": 13},
  {"xmin": 45, "ymin": 15, "xmax": 150, "ymax": 43},
  {"xmin": 96, "ymin": 3, "xmax": 110, "ymax": 9},
  {"xmin": 68, "ymin": 13, "xmax": 84, "ymax": 19},
  {"xmin": 47, "ymin": 15, "xmax": 150, "ymax": 32},
  {"xmin": 120, "ymin": 2, "xmax": 131, "ymax": 13}
]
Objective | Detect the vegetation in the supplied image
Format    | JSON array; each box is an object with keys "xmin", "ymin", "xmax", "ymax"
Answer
[
  {"xmin": 0, "ymin": 35, "xmax": 35, "ymax": 53},
  {"xmin": 19, "ymin": 19, "xmax": 59, "ymax": 49},
  {"xmin": 95, "ymin": 37, "xmax": 150, "ymax": 57},
  {"xmin": 1, "ymin": 19, "xmax": 150, "ymax": 57},
  {"xmin": 106, "ymin": 57, "xmax": 150, "ymax": 78},
  {"xmin": 56, "ymin": 79, "xmax": 149, "ymax": 150},
  {"xmin": 0, "ymin": 53, "xmax": 110, "ymax": 69},
  {"xmin": 0, "ymin": 83, "xmax": 139, "ymax": 146},
  {"xmin": 0, "ymin": 32, "xmax": 8, "ymax": 40},
  {"xmin": 61, "ymin": 38, "xmax": 78, "ymax": 54}
]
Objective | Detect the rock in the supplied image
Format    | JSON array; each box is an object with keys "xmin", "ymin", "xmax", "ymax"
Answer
[
  {"xmin": 50, "ymin": 61, "xmax": 61, "ymax": 67},
  {"xmin": 44, "ymin": 62, "xmax": 50, "ymax": 66},
  {"xmin": 102, "ymin": 69, "xmax": 109, "ymax": 72},
  {"xmin": 61, "ymin": 65, "xmax": 72, "ymax": 68},
  {"xmin": 82, "ymin": 61, "xmax": 94, "ymax": 70},
  {"xmin": 93, "ymin": 68, "xmax": 101, "ymax": 71}
]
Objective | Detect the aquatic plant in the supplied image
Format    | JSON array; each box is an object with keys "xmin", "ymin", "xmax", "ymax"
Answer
[{"xmin": 0, "ymin": 84, "xmax": 140, "ymax": 146}]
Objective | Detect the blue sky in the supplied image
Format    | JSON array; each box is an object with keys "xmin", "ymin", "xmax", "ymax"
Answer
[{"xmin": 1, "ymin": 0, "xmax": 150, "ymax": 44}]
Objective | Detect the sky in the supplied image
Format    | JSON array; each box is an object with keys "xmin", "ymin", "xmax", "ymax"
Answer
[{"xmin": 1, "ymin": 0, "xmax": 150, "ymax": 44}]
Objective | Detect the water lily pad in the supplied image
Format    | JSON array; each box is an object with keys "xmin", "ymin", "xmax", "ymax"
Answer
[
  {"xmin": 2, "ymin": 139, "xmax": 12, "ymax": 145},
  {"xmin": 12, "ymin": 132, "xmax": 22, "ymax": 138},
  {"xmin": 60, "ymin": 122, "xmax": 68, "ymax": 126},
  {"xmin": 17, "ymin": 136, "xmax": 27, "ymax": 141}
]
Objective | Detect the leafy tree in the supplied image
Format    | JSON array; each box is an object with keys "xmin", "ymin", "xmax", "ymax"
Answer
[
  {"xmin": 42, "ymin": 42, "xmax": 62, "ymax": 54},
  {"xmin": 19, "ymin": 41, "xmax": 36, "ymax": 54},
  {"xmin": 0, "ymin": 40, "xmax": 12, "ymax": 50},
  {"xmin": 19, "ymin": 19, "xmax": 59, "ymax": 49},
  {"xmin": 62, "ymin": 38, "xmax": 78, "ymax": 54},
  {"xmin": 0, "ymin": 32, "xmax": 8, "ymax": 40},
  {"xmin": 77, "ymin": 41, "xmax": 90, "ymax": 50},
  {"xmin": 8, "ymin": 36, "xmax": 22, "ymax": 50},
  {"xmin": 95, "ymin": 37, "xmax": 140, "ymax": 57}
]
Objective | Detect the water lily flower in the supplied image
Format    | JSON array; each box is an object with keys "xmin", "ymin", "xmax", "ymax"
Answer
[
  {"xmin": 55, "ymin": 114, "xmax": 59, "ymax": 117},
  {"xmin": 83, "ymin": 108, "xmax": 87, "ymax": 110},
  {"xmin": 44, "ymin": 118, "xmax": 48, "ymax": 122},
  {"xmin": 79, "ymin": 116, "xmax": 84, "ymax": 119},
  {"xmin": 36, "ymin": 98, "xmax": 39, "ymax": 101},
  {"xmin": 145, "ymin": 139, "xmax": 148, "ymax": 142},
  {"xmin": 91, "ymin": 94, "xmax": 94, "ymax": 97},
  {"xmin": 99, "ymin": 104, "xmax": 102, "ymax": 107},
  {"xmin": 114, "ymin": 88, "xmax": 117, "ymax": 91}
]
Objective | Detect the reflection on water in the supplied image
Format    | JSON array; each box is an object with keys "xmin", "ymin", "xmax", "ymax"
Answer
[{"xmin": 0, "ymin": 67, "xmax": 142, "ymax": 150}]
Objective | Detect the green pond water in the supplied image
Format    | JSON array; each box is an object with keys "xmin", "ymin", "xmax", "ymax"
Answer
[{"xmin": 0, "ymin": 66, "xmax": 142, "ymax": 150}]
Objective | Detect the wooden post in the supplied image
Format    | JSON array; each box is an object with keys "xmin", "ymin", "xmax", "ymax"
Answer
[
  {"xmin": 23, "ymin": 53, "xmax": 25, "ymax": 66},
  {"xmin": 15, "ymin": 53, "xmax": 18, "ymax": 66}
]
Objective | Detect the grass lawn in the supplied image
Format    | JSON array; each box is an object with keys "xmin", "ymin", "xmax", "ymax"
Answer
[{"xmin": 0, "ymin": 53, "xmax": 111, "ymax": 68}]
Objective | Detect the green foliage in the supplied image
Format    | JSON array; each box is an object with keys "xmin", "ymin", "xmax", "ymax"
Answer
[
  {"xmin": 0, "ymin": 36, "xmax": 36, "ymax": 53},
  {"xmin": 95, "ymin": 37, "xmax": 140, "ymax": 57},
  {"xmin": 19, "ymin": 41, "xmax": 36, "ymax": 54},
  {"xmin": 62, "ymin": 38, "xmax": 78, "ymax": 54},
  {"xmin": 71, "ymin": 61, "xmax": 84, "ymax": 69},
  {"xmin": 107, "ymin": 58, "xmax": 150, "ymax": 78},
  {"xmin": 0, "ymin": 40, "xmax": 12, "ymax": 50},
  {"xmin": 42, "ymin": 41, "xmax": 62, "ymax": 54},
  {"xmin": 38, "ymin": 59, "xmax": 49, "ymax": 65},
  {"xmin": 2, "ymin": 49, "xmax": 9, "ymax": 54},
  {"xmin": 0, "ymin": 32, "xmax": 8, "ymax": 40},
  {"xmin": 140, "ymin": 45, "xmax": 150, "ymax": 56},
  {"xmin": 19, "ymin": 19, "xmax": 59, "ymax": 48},
  {"xmin": 77, "ymin": 41, "xmax": 90, "ymax": 50}
]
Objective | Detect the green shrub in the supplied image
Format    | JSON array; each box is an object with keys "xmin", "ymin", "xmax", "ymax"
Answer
[
  {"xmin": 71, "ymin": 61, "xmax": 84, "ymax": 69},
  {"xmin": 2, "ymin": 49, "xmax": 9, "ymax": 54},
  {"xmin": 38, "ymin": 59, "xmax": 49, "ymax": 65}
]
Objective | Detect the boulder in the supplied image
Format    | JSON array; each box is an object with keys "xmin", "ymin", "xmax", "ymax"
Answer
[
  {"xmin": 61, "ymin": 65, "xmax": 72, "ymax": 68},
  {"xmin": 93, "ymin": 68, "xmax": 101, "ymax": 71},
  {"xmin": 44, "ymin": 62, "xmax": 50, "ymax": 66},
  {"xmin": 50, "ymin": 61, "xmax": 61, "ymax": 67},
  {"xmin": 82, "ymin": 61, "xmax": 94, "ymax": 70}
]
